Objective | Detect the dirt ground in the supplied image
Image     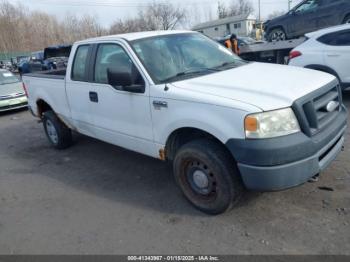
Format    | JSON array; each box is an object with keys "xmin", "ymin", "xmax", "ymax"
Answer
[{"xmin": 0, "ymin": 92, "xmax": 349, "ymax": 255}]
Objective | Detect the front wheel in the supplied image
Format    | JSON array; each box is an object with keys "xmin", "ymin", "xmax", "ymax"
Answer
[
  {"xmin": 268, "ymin": 28, "xmax": 286, "ymax": 42},
  {"xmin": 43, "ymin": 111, "xmax": 72, "ymax": 149},
  {"xmin": 173, "ymin": 139, "xmax": 243, "ymax": 215}
]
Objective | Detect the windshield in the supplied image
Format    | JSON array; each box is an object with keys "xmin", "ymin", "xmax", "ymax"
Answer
[
  {"xmin": 131, "ymin": 33, "xmax": 246, "ymax": 84},
  {"xmin": 0, "ymin": 71, "xmax": 20, "ymax": 85}
]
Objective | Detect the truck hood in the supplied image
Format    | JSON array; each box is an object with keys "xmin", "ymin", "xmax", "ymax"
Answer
[
  {"xmin": 0, "ymin": 82, "xmax": 24, "ymax": 97},
  {"xmin": 171, "ymin": 62, "xmax": 336, "ymax": 111}
]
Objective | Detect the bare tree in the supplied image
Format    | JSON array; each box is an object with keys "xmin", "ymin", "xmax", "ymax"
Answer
[
  {"xmin": 0, "ymin": 0, "xmax": 188, "ymax": 54},
  {"xmin": 267, "ymin": 10, "xmax": 285, "ymax": 20},
  {"xmin": 110, "ymin": 1, "xmax": 187, "ymax": 34},
  {"xmin": 146, "ymin": 2, "xmax": 187, "ymax": 30},
  {"xmin": 218, "ymin": 1, "xmax": 228, "ymax": 19},
  {"xmin": 0, "ymin": 0, "xmax": 109, "ymax": 54},
  {"xmin": 217, "ymin": 0, "xmax": 254, "ymax": 19}
]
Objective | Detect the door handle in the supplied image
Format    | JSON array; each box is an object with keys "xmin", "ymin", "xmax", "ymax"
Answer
[{"xmin": 89, "ymin": 91, "xmax": 98, "ymax": 103}]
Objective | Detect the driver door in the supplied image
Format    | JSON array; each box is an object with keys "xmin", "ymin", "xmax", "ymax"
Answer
[{"xmin": 87, "ymin": 42, "xmax": 156, "ymax": 157}]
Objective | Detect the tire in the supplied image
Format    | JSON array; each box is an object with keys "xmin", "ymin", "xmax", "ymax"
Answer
[
  {"xmin": 268, "ymin": 28, "xmax": 287, "ymax": 42},
  {"xmin": 343, "ymin": 15, "xmax": 350, "ymax": 24},
  {"xmin": 173, "ymin": 139, "xmax": 244, "ymax": 215},
  {"xmin": 43, "ymin": 111, "xmax": 72, "ymax": 149}
]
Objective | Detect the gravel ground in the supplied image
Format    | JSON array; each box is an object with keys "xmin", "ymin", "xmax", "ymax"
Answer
[{"xmin": 0, "ymin": 91, "xmax": 349, "ymax": 255}]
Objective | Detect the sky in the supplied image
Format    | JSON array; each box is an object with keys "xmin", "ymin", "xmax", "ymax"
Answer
[{"xmin": 10, "ymin": 0, "xmax": 303, "ymax": 27}]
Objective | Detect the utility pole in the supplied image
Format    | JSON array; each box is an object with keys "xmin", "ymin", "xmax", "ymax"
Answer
[
  {"xmin": 288, "ymin": 0, "xmax": 293, "ymax": 11},
  {"xmin": 257, "ymin": 0, "xmax": 261, "ymax": 41}
]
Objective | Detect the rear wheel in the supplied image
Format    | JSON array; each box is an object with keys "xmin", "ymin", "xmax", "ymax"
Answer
[
  {"xmin": 173, "ymin": 139, "xmax": 243, "ymax": 215},
  {"xmin": 268, "ymin": 28, "xmax": 286, "ymax": 42},
  {"xmin": 43, "ymin": 111, "xmax": 72, "ymax": 149}
]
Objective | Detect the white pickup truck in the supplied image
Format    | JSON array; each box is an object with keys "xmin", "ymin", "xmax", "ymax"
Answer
[{"xmin": 23, "ymin": 31, "xmax": 347, "ymax": 214}]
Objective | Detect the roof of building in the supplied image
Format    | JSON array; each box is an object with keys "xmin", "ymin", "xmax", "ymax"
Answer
[
  {"xmin": 192, "ymin": 14, "xmax": 256, "ymax": 30},
  {"xmin": 77, "ymin": 30, "xmax": 194, "ymax": 44}
]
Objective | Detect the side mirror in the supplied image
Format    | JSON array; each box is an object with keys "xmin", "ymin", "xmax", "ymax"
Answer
[{"xmin": 107, "ymin": 68, "xmax": 144, "ymax": 93}]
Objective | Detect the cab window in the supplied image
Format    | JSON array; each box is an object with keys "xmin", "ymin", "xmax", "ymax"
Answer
[
  {"xmin": 94, "ymin": 44, "xmax": 143, "ymax": 85},
  {"xmin": 71, "ymin": 45, "xmax": 90, "ymax": 81}
]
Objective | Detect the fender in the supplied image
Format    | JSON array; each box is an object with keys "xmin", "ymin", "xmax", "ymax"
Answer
[{"xmin": 304, "ymin": 64, "xmax": 343, "ymax": 87}]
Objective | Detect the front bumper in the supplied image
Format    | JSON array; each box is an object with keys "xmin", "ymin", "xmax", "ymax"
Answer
[
  {"xmin": 0, "ymin": 96, "xmax": 28, "ymax": 112},
  {"xmin": 226, "ymin": 107, "xmax": 347, "ymax": 191}
]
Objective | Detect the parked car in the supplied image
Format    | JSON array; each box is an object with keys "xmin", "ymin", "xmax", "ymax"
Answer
[
  {"xmin": 23, "ymin": 31, "xmax": 347, "ymax": 214},
  {"xmin": 0, "ymin": 69, "xmax": 27, "ymax": 112},
  {"xmin": 42, "ymin": 45, "xmax": 72, "ymax": 70},
  {"xmin": 216, "ymin": 35, "xmax": 263, "ymax": 47},
  {"xmin": 264, "ymin": 0, "xmax": 350, "ymax": 42},
  {"xmin": 18, "ymin": 45, "xmax": 72, "ymax": 75},
  {"xmin": 17, "ymin": 56, "xmax": 31, "ymax": 75},
  {"xmin": 289, "ymin": 24, "xmax": 350, "ymax": 90}
]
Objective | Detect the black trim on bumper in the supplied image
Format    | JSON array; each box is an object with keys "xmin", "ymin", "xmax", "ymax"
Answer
[
  {"xmin": 226, "ymin": 107, "xmax": 347, "ymax": 167},
  {"xmin": 226, "ymin": 106, "xmax": 347, "ymax": 191}
]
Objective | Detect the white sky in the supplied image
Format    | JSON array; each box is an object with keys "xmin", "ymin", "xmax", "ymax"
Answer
[{"xmin": 10, "ymin": 0, "xmax": 303, "ymax": 27}]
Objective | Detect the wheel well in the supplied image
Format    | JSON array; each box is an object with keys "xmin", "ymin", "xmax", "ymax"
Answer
[
  {"xmin": 343, "ymin": 14, "xmax": 350, "ymax": 23},
  {"xmin": 36, "ymin": 99, "xmax": 52, "ymax": 117},
  {"xmin": 268, "ymin": 26, "xmax": 285, "ymax": 35},
  {"xmin": 165, "ymin": 127, "xmax": 229, "ymax": 161}
]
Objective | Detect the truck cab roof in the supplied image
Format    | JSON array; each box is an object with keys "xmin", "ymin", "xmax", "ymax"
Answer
[{"xmin": 76, "ymin": 30, "xmax": 193, "ymax": 44}]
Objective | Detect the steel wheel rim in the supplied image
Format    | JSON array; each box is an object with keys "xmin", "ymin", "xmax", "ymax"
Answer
[
  {"xmin": 46, "ymin": 119, "xmax": 58, "ymax": 144},
  {"xmin": 185, "ymin": 160, "xmax": 217, "ymax": 197}
]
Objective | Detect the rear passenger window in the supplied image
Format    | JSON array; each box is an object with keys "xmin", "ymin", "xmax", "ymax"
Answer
[
  {"xmin": 318, "ymin": 30, "xmax": 350, "ymax": 46},
  {"xmin": 72, "ymin": 45, "xmax": 89, "ymax": 81}
]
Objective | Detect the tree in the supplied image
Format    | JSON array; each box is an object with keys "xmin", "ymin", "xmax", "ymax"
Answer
[
  {"xmin": 0, "ymin": 0, "xmax": 188, "ymax": 54},
  {"xmin": 0, "ymin": 0, "xmax": 107, "ymax": 53},
  {"xmin": 267, "ymin": 10, "xmax": 285, "ymax": 20},
  {"xmin": 146, "ymin": 2, "xmax": 187, "ymax": 30},
  {"xmin": 110, "ymin": 1, "xmax": 187, "ymax": 34},
  {"xmin": 218, "ymin": 1, "xmax": 228, "ymax": 19},
  {"xmin": 217, "ymin": 0, "xmax": 254, "ymax": 19}
]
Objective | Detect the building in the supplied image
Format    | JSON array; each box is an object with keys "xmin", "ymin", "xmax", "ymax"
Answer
[{"xmin": 192, "ymin": 14, "xmax": 257, "ymax": 38}]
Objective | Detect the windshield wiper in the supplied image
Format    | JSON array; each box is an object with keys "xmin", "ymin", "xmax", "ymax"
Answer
[
  {"xmin": 215, "ymin": 61, "xmax": 237, "ymax": 69},
  {"xmin": 215, "ymin": 60, "xmax": 248, "ymax": 70},
  {"xmin": 162, "ymin": 68, "xmax": 220, "ymax": 83}
]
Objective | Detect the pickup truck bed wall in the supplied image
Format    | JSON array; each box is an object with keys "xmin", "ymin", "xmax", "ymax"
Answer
[{"xmin": 24, "ymin": 69, "xmax": 66, "ymax": 80}]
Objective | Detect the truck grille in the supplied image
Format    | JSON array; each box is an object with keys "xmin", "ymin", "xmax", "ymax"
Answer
[{"xmin": 293, "ymin": 82, "xmax": 342, "ymax": 137}]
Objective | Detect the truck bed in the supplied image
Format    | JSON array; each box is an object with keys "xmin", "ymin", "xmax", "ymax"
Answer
[{"xmin": 24, "ymin": 69, "xmax": 66, "ymax": 80}]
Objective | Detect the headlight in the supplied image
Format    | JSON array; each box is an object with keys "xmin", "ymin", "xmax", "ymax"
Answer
[{"xmin": 244, "ymin": 108, "xmax": 300, "ymax": 139}]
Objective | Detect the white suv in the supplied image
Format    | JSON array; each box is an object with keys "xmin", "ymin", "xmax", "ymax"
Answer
[{"xmin": 289, "ymin": 24, "xmax": 350, "ymax": 90}]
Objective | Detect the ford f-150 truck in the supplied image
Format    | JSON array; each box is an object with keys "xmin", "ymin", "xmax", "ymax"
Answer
[{"xmin": 23, "ymin": 31, "xmax": 347, "ymax": 214}]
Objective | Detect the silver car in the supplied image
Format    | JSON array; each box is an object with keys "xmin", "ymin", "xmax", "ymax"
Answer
[{"xmin": 0, "ymin": 70, "xmax": 27, "ymax": 112}]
